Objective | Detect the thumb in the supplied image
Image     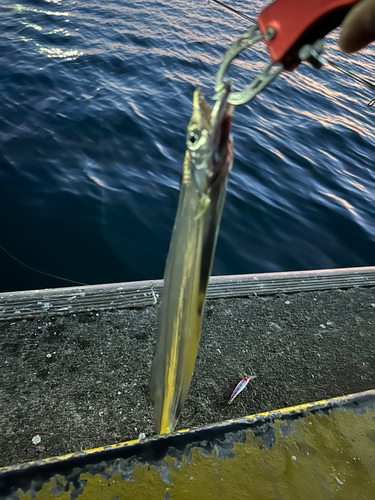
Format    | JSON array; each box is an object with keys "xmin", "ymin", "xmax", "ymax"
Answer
[{"xmin": 339, "ymin": 0, "xmax": 375, "ymax": 53}]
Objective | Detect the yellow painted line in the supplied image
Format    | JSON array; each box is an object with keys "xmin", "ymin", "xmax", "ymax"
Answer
[
  {"xmin": 0, "ymin": 439, "xmax": 142, "ymax": 472},
  {"xmin": 242, "ymin": 390, "xmax": 372, "ymax": 421}
]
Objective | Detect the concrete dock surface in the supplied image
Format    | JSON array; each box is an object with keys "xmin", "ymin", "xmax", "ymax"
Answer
[{"xmin": 0, "ymin": 276, "xmax": 374, "ymax": 467}]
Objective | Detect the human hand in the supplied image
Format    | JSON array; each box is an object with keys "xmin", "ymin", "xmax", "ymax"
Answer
[{"xmin": 339, "ymin": 0, "xmax": 375, "ymax": 52}]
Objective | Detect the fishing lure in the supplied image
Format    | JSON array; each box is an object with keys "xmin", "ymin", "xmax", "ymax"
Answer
[{"xmin": 228, "ymin": 375, "xmax": 256, "ymax": 404}]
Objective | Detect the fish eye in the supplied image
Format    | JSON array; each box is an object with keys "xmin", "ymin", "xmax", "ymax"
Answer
[{"xmin": 187, "ymin": 129, "xmax": 201, "ymax": 150}]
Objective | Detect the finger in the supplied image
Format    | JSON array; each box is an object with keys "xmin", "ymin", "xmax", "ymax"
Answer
[{"xmin": 339, "ymin": 0, "xmax": 375, "ymax": 53}]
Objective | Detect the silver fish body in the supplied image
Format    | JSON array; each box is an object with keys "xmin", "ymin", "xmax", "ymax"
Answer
[{"xmin": 151, "ymin": 85, "xmax": 234, "ymax": 434}]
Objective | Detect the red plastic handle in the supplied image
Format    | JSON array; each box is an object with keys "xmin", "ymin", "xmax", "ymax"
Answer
[{"xmin": 258, "ymin": 0, "xmax": 359, "ymax": 69}]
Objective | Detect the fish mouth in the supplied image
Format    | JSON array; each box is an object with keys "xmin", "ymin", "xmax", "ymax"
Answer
[
  {"xmin": 189, "ymin": 86, "xmax": 234, "ymax": 195},
  {"xmin": 210, "ymin": 85, "xmax": 234, "ymax": 184}
]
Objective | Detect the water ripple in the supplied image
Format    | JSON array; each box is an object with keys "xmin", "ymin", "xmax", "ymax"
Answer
[{"xmin": 1, "ymin": 0, "xmax": 375, "ymax": 291}]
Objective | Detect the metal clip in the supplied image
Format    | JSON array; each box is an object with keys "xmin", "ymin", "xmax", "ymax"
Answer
[
  {"xmin": 214, "ymin": 25, "xmax": 283, "ymax": 105},
  {"xmin": 212, "ymin": 0, "xmax": 375, "ymax": 107}
]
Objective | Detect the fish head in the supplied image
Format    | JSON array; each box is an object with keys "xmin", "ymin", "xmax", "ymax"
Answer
[{"xmin": 186, "ymin": 84, "xmax": 234, "ymax": 195}]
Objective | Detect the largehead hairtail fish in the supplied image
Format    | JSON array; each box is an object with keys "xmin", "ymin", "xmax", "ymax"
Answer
[{"xmin": 151, "ymin": 84, "xmax": 234, "ymax": 434}]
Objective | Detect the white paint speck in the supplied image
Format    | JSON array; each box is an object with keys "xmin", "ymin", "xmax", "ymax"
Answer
[
  {"xmin": 291, "ymin": 455, "xmax": 297, "ymax": 461},
  {"xmin": 217, "ymin": 349, "xmax": 221, "ymax": 354},
  {"xmin": 117, "ymin": 391, "xmax": 122, "ymax": 395},
  {"xmin": 46, "ymin": 353, "xmax": 52, "ymax": 358},
  {"xmin": 285, "ymin": 300, "xmax": 291, "ymax": 305},
  {"xmin": 319, "ymin": 324, "xmax": 326, "ymax": 329},
  {"xmin": 138, "ymin": 432, "xmax": 146, "ymax": 440},
  {"xmin": 99, "ymin": 411, "xmax": 104, "ymax": 416},
  {"xmin": 32, "ymin": 435, "xmax": 41, "ymax": 445},
  {"xmin": 326, "ymin": 321, "xmax": 333, "ymax": 326},
  {"xmin": 336, "ymin": 476, "xmax": 344, "ymax": 485}
]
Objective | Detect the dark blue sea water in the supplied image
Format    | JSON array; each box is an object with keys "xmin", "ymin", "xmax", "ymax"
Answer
[{"xmin": 0, "ymin": 0, "xmax": 374, "ymax": 292}]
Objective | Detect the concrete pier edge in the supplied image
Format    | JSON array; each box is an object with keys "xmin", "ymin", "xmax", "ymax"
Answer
[{"xmin": 1, "ymin": 266, "xmax": 375, "ymax": 320}]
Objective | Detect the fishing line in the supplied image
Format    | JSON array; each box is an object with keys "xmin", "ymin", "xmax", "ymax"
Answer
[
  {"xmin": 0, "ymin": 243, "xmax": 88, "ymax": 286},
  {"xmin": 208, "ymin": 0, "xmax": 256, "ymax": 24},
  {"xmin": 326, "ymin": 58, "xmax": 375, "ymax": 106}
]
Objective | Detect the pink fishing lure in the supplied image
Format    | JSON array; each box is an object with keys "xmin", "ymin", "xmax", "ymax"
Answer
[{"xmin": 228, "ymin": 375, "xmax": 256, "ymax": 404}]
